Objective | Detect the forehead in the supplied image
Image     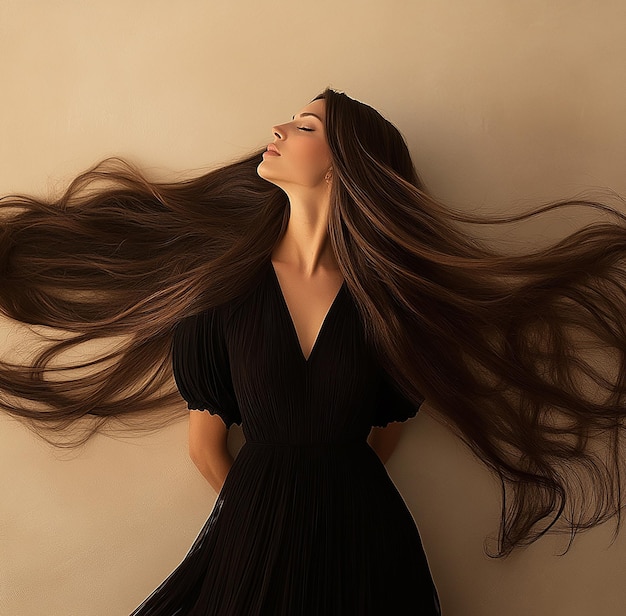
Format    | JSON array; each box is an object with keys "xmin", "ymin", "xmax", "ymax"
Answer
[{"xmin": 294, "ymin": 98, "xmax": 326, "ymax": 118}]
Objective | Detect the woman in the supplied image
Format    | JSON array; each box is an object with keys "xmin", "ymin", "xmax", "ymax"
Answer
[{"xmin": 1, "ymin": 88, "xmax": 625, "ymax": 614}]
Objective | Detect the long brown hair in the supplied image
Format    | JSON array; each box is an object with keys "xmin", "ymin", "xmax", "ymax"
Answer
[{"xmin": 1, "ymin": 87, "xmax": 625, "ymax": 557}]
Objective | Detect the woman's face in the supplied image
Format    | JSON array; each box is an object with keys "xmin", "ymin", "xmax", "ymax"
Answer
[{"xmin": 257, "ymin": 98, "xmax": 332, "ymax": 190}]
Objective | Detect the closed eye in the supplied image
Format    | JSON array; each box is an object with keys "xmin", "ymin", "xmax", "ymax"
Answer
[{"xmin": 297, "ymin": 127, "xmax": 314, "ymax": 132}]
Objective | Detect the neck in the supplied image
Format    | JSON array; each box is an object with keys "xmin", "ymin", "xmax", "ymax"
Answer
[{"xmin": 271, "ymin": 189, "xmax": 339, "ymax": 277}]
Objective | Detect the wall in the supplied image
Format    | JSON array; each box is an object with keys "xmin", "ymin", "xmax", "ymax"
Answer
[{"xmin": 1, "ymin": 1, "xmax": 625, "ymax": 614}]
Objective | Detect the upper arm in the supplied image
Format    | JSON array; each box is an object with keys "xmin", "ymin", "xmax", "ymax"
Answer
[
  {"xmin": 188, "ymin": 409, "xmax": 229, "ymax": 463},
  {"xmin": 371, "ymin": 365, "xmax": 424, "ymax": 428},
  {"xmin": 172, "ymin": 307, "xmax": 242, "ymax": 429},
  {"xmin": 367, "ymin": 421, "xmax": 406, "ymax": 465}
]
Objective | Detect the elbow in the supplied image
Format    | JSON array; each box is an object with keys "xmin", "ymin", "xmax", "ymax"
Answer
[
  {"xmin": 189, "ymin": 442, "xmax": 234, "ymax": 489},
  {"xmin": 188, "ymin": 445, "xmax": 205, "ymax": 468},
  {"xmin": 188, "ymin": 442, "xmax": 223, "ymax": 469}
]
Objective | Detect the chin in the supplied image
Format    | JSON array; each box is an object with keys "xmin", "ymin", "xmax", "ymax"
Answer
[
  {"xmin": 257, "ymin": 163, "xmax": 282, "ymax": 184},
  {"xmin": 256, "ymin": 161, "xmax": 269, "ymax": 178}
]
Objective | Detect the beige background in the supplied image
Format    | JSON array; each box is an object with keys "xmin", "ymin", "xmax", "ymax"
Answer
[{"xmin": 1, "ymin": 1, "xmax": 626, "ymax": 614}]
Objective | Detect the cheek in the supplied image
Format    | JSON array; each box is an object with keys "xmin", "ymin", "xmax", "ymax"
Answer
[{"xmin": 296, "ymin": 141, "xmax": 331, "ymax": 172}]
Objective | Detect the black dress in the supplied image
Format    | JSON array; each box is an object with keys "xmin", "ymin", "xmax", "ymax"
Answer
[{"xmin": 130, "ymin": 258, "xmax": 441, "ymax": 615}]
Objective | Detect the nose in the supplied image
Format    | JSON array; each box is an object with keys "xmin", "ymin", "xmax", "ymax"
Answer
[{"xmin": 272, "ymin": 124, "xmax": 285, "ymax": 140}]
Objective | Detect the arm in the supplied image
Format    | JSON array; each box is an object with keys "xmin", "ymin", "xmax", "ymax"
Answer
[
  {"xmin": 367, "ymin": 421, "xmax": 406, "ymax": 465},
  {"xmin": 188, "ymin": 410, "xmax": 234, "ymax": 493}
]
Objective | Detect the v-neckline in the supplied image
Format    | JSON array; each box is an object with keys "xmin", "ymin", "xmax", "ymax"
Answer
[{"xmin": 269, "ymin": 259, "xmax": 346, "ymax": 364}]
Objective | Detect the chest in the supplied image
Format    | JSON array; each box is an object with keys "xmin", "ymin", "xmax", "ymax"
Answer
[{"xmin": 269, "ymin": 261, "xmax": 346, "ymax": 362}]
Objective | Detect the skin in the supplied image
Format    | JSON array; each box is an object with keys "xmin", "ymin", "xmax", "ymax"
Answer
[{"xmin": 189, "ymin": 98, "xmax": 406, "ymax": 493}]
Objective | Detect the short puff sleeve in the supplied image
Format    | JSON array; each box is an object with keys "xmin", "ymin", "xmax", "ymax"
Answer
[
  {"xmin": 171, "ymin": 307, "xmax": 241, "ymax": 428},
  {"xmin": 371, "ymin": 369, "xmax": 424, "ymax": 428}
]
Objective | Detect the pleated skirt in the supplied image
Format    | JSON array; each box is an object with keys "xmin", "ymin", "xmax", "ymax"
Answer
[{"xmin": 130, "ymin": 441, "xmax": 440, "ymax": 615}]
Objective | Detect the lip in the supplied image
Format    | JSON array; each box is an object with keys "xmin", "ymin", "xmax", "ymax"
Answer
[{"xmin": 265, "ymin": 144, "xmax": 281, "ymax": 155}]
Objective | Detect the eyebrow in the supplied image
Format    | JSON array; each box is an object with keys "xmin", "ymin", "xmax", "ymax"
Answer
[{"xmin": 291, "ymin": 112, "xmax": 323, "ymax": 122}]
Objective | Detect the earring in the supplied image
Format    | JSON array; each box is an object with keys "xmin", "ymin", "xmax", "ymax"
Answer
[{"xmin": 324, "ymin": 169, "xmax": 333, "ymax": 183}]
